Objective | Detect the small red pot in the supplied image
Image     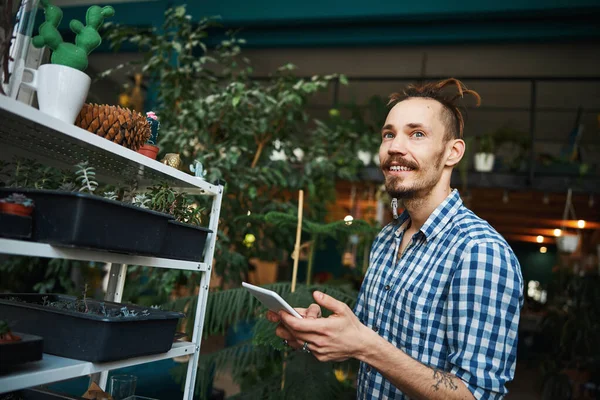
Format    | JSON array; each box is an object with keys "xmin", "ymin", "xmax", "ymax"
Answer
[
  {"xmin": 0, "ymin": 202, "xmax": 33, "ymax": 217},
  {"xmin": 138, "ymin": 144, "xmax": 160, "ymax": 160}
]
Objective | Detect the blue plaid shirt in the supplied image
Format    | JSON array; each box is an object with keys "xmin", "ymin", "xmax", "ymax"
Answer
[{"xmin": 354, "ymin": 190, "xmax": 523, "ymax": 400}]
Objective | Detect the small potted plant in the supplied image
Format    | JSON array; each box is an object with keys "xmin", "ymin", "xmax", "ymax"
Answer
[
  {"xmin": 474, "ymin": 134, "xmax": 495, "ymax": 172},
  {"xmin": 138, "ymin": 111, "xmax": 160, "ymax": 159},
  {"xmin": 0, "ymin": 293, "xmax": 183, "ymax": 362},
  {"xmin": 0, "ymin": 193, "xmax": 34, "ymax": 239},
  {"xmin": 143, "ymin": 183, "xmax": 211, "ymax": 261},
  {"xmin": 0, "ymin": 161, "xmax": 172, "ymax": 254},
  {"xmin": 0, "ymin": 320, "xmax": 43, "ymax": 372},
  {"xmin": 0, "ymin": 193, "xmax": 34, "ymax": 216},
  {"xmin": 557, "ymin": 233, "xmax": 580, "ymax": 253}
]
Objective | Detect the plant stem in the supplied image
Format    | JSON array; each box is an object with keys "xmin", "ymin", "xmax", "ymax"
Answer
[{"xmin": 251, "ymin": 139, "xmax": 267, "ymax": 168}]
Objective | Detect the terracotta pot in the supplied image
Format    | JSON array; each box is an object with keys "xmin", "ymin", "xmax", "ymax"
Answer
[
  {"xmin": 138, "ymin": 144, "xmax": 159, "ymax": 160},
  {"xmin": 0, "ymin": 202, "xmax": 33, "ymax": 217}
]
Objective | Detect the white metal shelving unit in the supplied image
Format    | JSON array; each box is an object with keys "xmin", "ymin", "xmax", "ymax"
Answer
[{"xmin": 0, "ymin": 95, "xmax": 223, "ymax": 399}]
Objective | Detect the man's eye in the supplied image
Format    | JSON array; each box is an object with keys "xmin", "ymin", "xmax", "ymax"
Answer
[
  {"xmin": 383, "ymin": 132, "xmax": 394, "ymax": 139},
  {"xmin": 413, "ymin": 131, "xmax": 425, "ymax": 138}
]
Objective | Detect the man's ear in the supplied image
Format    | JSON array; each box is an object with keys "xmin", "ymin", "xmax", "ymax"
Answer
[{"xmin": 446, "ymin": 139, "xmax": 465, "ymax": 167}]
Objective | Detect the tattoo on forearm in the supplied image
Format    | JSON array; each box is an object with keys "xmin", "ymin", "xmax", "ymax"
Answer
[{"xmin": 431, "ymin": 368, "xmax": 458, "ymax": 392}]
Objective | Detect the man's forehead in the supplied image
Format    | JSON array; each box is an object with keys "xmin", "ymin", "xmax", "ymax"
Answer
[{"xmin": 385, "ymin": 98, "xmax": 445, "ymax": 128}]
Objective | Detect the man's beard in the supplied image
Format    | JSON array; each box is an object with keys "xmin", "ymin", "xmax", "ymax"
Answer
[{"xmin": 383, "ymin": 150, "xmax": 445, "ymax": 200}]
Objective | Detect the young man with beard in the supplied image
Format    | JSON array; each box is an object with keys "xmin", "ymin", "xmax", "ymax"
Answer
[{"xmin": 267, "ymin": 78, "xmax": 523, "ymax": 400}]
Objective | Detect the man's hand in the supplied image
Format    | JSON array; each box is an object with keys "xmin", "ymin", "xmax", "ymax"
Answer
[
  {"xmin": 267, "ymin": 291, "xmax": 369, "ymax": 362},
  {"xmin": 266, "ymin": 302, "xmax": 321, "ymax": 350}
]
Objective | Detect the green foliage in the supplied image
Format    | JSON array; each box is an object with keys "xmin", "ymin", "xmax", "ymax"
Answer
[
  {"xmin": 477, "ymin": 134, "xmax": 495, "ymax": 154},
  {"xmin": 99, "ymin": 5, "xmax": 384, "ymax": 398},
  {"xmin": 0, "ymin": 193, "xmax": 34, "ymax": 207},
  {"xmin": 0, "ymin": 320, "xmax": 9, "ymax": 336},
  {"xmin": 32, "ymin": 0, "xmax": 114, "ymax": 71},
  {"xmin": 75, "ymin": 161, "xmax": 98, "ymax": 193},
  {"xmin": 0, "ymin": 158, "xmax": 70, "ymax": 189},
  {"xmin": 164, "ymin": 283, "xmax": 359, "ymax": 399},
  {"xmin": 145, "ymin": 182, "xmax": 203, "ymax": 225},
  {"xmin": 102, "ymin": 4, "xmax": 377, "ymax": 285},
  {"xmin": 540, "ymin": 270, "xmax": 600, "ymax": 375}
]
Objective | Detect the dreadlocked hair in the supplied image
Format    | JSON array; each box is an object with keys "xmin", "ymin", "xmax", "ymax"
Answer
[{"xmin": 387, "ymin": 78, "xmax": 481, "ymax": 140}]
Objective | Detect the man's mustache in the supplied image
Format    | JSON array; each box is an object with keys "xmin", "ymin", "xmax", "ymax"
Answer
[{"xmin": 382, "ymin": 157, "xmax": 419, "ymax": 171}]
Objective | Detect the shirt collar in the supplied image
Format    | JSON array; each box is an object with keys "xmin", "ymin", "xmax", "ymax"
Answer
[{"xmin": 393, "ymin": 189, "xmax": 463, "ymax": 241}]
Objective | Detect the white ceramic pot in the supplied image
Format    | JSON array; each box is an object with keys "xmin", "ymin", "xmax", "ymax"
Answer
[
  {"xmin": 20, "ymin": 64, "xmax": 90, "ymax": 123},
  {"xmin": 474, "ymin": 153, "xmax": 495, "ymax": 172},
  {"xmin": 557, "ymin": 234, "xmax": 580, "ymax": 253},
  {"xmin": 357, "ymin": 150, "xmax": 371, "ymax": 166}
]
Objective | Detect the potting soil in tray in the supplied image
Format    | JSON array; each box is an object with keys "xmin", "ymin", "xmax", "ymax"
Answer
[
  {"xmin": 0, "ymin": 294, "xmax": 185, "ymax": 362},
  {"xmin": 0, "ymin": 188, "xmax": 172, "ymax": 256},
  {"xmin": 161, "ymin": 220, "xmax": 212, "ymax": 261}
]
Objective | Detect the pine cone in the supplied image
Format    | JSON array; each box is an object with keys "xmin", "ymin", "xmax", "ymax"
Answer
[{"xmin": 75, "ymin": 104, "xmax": 151, "ymax": 151}]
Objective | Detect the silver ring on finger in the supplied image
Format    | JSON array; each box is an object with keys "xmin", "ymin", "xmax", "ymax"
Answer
[{"xmin": 302, "ymin": 341, "xmax": 311, "ymax": 353}]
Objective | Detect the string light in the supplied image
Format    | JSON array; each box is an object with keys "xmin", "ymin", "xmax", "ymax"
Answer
[
  {"xmin": 344, "ymin": 215, "xmax": 354, "ymax": 225},
  {"xmin": 577, "ymin": 220, "xmax": 586, "ymax": 229},
  {"xmin": 553, "ymin": 229, "xmax": 562, "ymax": 237},
  {"xmin": 536, "ymin": 235, "xmax": 544, "ymax": 243},
  {"xmin": 540, "ymin": 246, "xmax": 547, "ymax": 254}
]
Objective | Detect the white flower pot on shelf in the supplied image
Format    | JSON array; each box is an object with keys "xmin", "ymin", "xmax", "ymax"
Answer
[
  {"xmin": 474, "ymin": 153, "xmax": 495, "ymax": 172},
  {"xmin": 557, "ymin": 234, "xmax": 580, "ymax": 253},
  {"xmin": 20, "ymin": 64, "xmax": 90, "ymax": 123},
  {"xmin": 357, "ymin": 150, "xmax": 371, "ymax": 166}
]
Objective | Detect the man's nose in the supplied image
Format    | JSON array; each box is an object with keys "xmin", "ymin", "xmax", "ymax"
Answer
[{"xmin": 388, "ymin": 135, "xmax": 408, "ymax": 155}]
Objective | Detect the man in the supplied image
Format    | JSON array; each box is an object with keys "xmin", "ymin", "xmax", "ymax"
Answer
[{"xmin": 267, "ymin": 78, "xmax": 523, "ymax": 400}]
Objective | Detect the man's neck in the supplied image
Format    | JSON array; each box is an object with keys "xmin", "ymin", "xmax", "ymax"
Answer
[{"xmin": 402, "ymin": 185, "xmax": 452, "ymax": 233}]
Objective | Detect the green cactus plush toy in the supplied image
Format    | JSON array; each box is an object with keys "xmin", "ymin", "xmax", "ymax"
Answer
[{"xmin": 32, "ymin": 0, "xmax": 114, "ymax": 72}]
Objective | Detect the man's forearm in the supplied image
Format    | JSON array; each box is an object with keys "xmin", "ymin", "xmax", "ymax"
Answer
[{"xmin": 356, "ymin": 327, "xmax": 475, "ymax": 400}]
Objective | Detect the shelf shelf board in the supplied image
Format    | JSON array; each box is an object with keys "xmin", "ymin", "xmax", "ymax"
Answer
[
  {"xmin": 0, "ymin": 341, "xmax": 196, "ymax": 394},
  {"xmin": 0, "ymin": 239, "xmax": 208, "ymax": 271},
  {"xmin": 0, "ymin": 96, "xmax": 220, "ymax": 196}
]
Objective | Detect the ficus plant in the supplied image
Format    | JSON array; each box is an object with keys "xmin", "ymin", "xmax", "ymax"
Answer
[
  {"xmin": 102, "ymin": 5, "xmax": 381, "ymax": 286},
  {"xmin": 100, "ymin": 5, "xmax": 381, "ymax": 399}
]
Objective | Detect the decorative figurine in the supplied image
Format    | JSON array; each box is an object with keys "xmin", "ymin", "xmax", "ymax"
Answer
[
  {"xmin": 190, "ymin": 160, "xmax": 207, "ymax": 178},
  {"xmin": 161, "ymin": 153, "xmax": 183, "ymax": 170},
  {"xmin": 32, "ymin": 0, "xmax": 115, "ymax": 72}
]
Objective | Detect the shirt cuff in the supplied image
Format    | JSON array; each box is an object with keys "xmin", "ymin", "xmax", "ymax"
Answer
[{"xmin": 450, "ymin": 366, "xmax": 505, "ymax": 400}]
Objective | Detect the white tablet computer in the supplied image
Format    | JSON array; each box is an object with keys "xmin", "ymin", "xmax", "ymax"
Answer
[{"xmin": 242, "ymin": 282, "xmax": 303, "ymax": 319}]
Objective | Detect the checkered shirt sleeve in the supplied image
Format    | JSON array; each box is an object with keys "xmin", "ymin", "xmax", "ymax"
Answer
[{"xmin": 447, "ymin": 240, "xmax": 523, "ymax": 400}]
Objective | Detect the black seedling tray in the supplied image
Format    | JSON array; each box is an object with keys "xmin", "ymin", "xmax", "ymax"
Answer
[
  {"xmin": 0, "ymin": 188, "xmax": 172, "ymax": 256},
  {"xmin": 0, "ymin": 294, "xmax": 185, "ymax": 362},
  {"xmin": 0, "ymin": 332, "xmax": 43, "ymax": 374},
  {"xmin": 0, "ymin": 213, "xmax": 32, "ymax": 239},
  {"xmin": 22, "ymin": 388, "xmax": 87, "ymax": 400},
  {"xmin": 161, "ymin": 220, "xmax": 212, "ymax": 261}
]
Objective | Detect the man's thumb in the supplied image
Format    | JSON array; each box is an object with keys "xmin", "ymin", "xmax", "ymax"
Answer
[{"xmin": 313, "ymin": 291, "xmax": 345, "ymax": 314}]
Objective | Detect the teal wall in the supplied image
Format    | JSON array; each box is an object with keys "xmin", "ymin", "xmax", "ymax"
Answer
[
  {"xmin": 510, "ymin": 242, "xmax": 556, "ymax": 285},
  {"xmin": 56, "ymin": 0, "xmax": 600, "ymax": 47}
]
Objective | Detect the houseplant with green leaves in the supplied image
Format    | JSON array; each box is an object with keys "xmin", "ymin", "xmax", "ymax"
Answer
[{"xmin": 101, "ymin": 5, "xmax": 380, "ymax": 399}]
